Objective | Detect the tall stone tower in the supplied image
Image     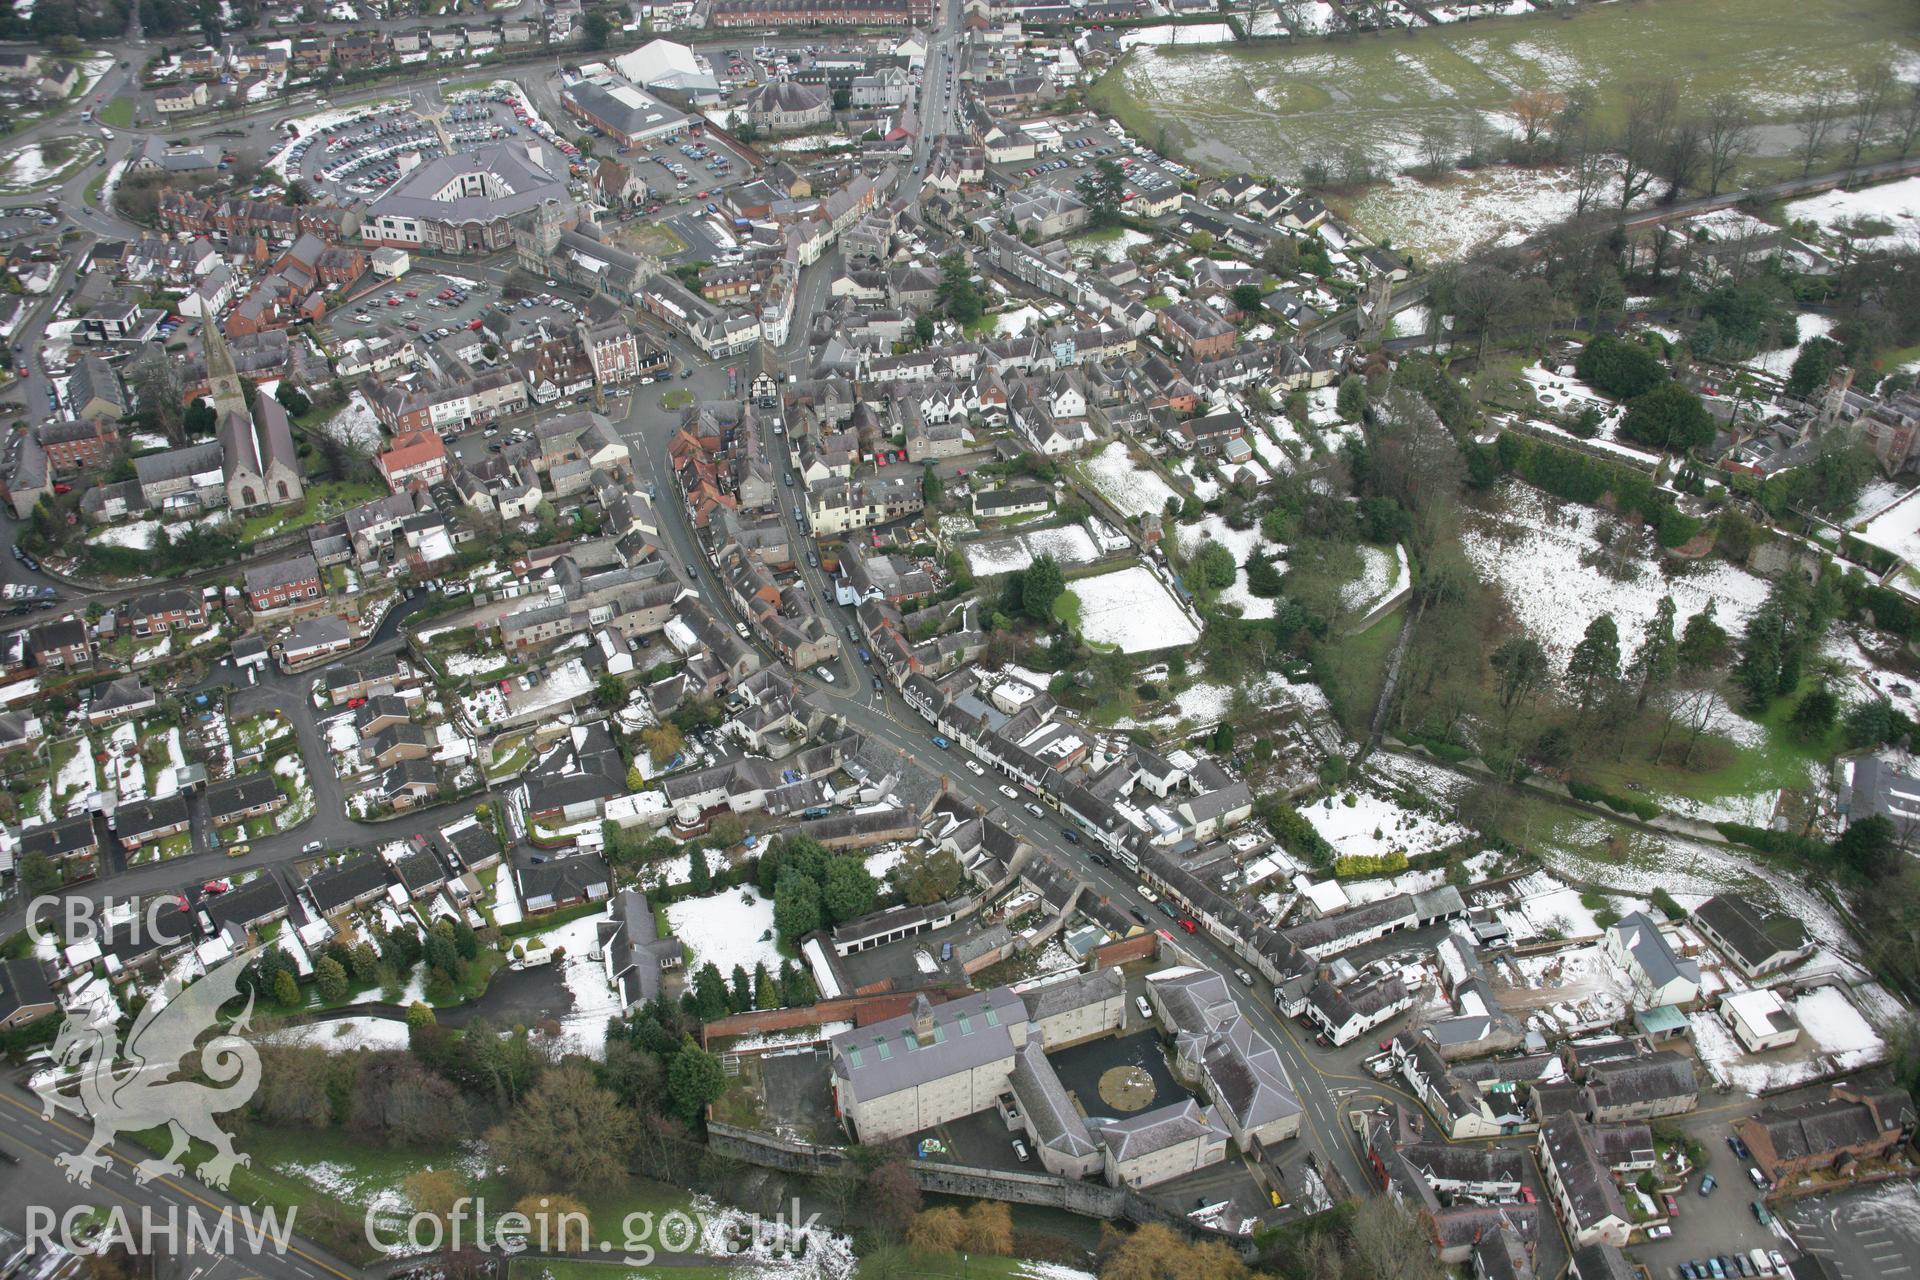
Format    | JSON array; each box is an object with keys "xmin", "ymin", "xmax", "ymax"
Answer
[{"xmin": 203, "ymin": 319, "xmax": 248, "ymax": 421}]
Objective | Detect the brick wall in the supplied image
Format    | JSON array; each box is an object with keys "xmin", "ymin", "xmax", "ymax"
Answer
[
  {"xmin": 1090, "ymin": 931, "xmax": 1159, "ymax": 969},
  {"xmin": 702, "ymin": 985, "xmax": 976, "ymax": 1045}
]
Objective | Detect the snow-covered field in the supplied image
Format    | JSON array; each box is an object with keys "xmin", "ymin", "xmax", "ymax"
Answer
[
  {"xmin": 265, "ymin": 1016, "xmax": 410, "ymax": 1053},
  {"xmin": 1854, "ymin": 486, "xmax": 1920, "ymax": 564},
  {"xmin": 1352, "ymin": 164, "xmax": 1623, "ymax": 262},
  {"xmin": 1118, "ymin": 22, "xmax": 1237, "ymax": 48},
  {"xmin": 1746, "ymin": 311, "xmax": 1834, "ymax": 377},
  {"xmin": 1303, "ymin": 784, "xmax": 1470, "ymax": 860},
  {"xmin": 965, "ymin": 524, "xmax": 1103, "ymax": 575},
  {"xmin": 0, "ymin": 138, "xmax": 100, "ymax": 192},
  {"xmin": 1341, "ymin": 544, "xmax": 1406, "ymax": 615},
  {"xmin": 1784, "ymin": 175, "xmax": 1920, "ymax": 250},
  {"xmin": 665, "ymin": 887, "xmax": 782, "ymax": 982},
  {"xmin": 1081, "ymin": 442, "xmax": 1181, "ymax": 519},
  {"xmin": 1061, "ymin": 564, "xmax": 1201, "ymax": 654},
  {"xmin": 1117, "ymin": 672, "xmax": 1304, "ymax": 731},
  {"xmin": 1463, "ymin": 482, "xmax": 1770, "ymax": 664},
  {"xmin": 1069, "ymin": 228, "xmax": 1154, "ymax": 263},
  {"xmin": 1689, "ymin": 984, "xmax": 1887, "ymax": 1094},
  {"xmin": 1176, "ymin": 513, "xmax": 1283, "ymax": 619},
  {"xmin": 319, "ymin": 390, "xmax": 384, "ymax": 452}
]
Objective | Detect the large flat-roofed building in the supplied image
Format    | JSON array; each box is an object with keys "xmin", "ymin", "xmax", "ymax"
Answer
[
  {"xmin": 561, "ymin": 81, "xmax": 688, "ymax": 148},
  {"xmin": 361, "ymin": 143, "xmax": 569, "ymax": 255}
]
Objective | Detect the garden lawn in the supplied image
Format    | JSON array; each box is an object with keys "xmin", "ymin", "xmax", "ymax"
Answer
[
  {"xmin": 1315, "ymin": 609, "xmax": 1402, "ymax": 738},
  {"xmin": 99, "ymin": 97, "xmax": 134, "ymax": 128},
  {"xmin": 232, "ymin": 480, "xmax": 387, "ymax": 545},
  {"xmin": 1091, "ymin": 0, "xmax": 1920, "ymax": 183}
]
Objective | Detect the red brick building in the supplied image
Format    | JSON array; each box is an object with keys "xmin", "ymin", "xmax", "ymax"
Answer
[
  {"xmin": 243, "ymin": 553, "xmax": 323, "ymax": 611},
  {"xmin": 1157, "ymin": 302, "xmax": 1236, "ymax": 361},
  {"xmin": 126, "ymin": 588, "xmax": 207, "ymax": 636},
  {"xmin": 35, "ymin": 419, "xmax": 120, "ymax": 473}
]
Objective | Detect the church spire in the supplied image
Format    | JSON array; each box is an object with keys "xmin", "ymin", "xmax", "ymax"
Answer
[{"xmin": 203, "ymin": 317, "xmax": 247, "ymax": 421}]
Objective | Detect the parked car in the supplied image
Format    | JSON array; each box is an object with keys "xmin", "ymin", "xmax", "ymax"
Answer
[
  {"xmin": 1698, "ymin": 1174, "xmax": 1717, "ymax": 1197},
  {"xmin": 1663, "ymin": 1193, "xmax": 1681, "ymax": 1218},
  {"xmin": 1011, "ymin": 1138, "xmax": 1030, "ymax": 1163},
  {"xmin": 302, "ymin": 840, "xmax": 323, "ymax": 854},
  {"xmin": 1025, "ymin": 802, "xmax": 1044, "ymax": 818},
  {"xmin": 1728, "ymin": 1135, "xmax": 1752, "ymax": 1161},
  {"xmin": 999, "ymin": 785, "xmax": 1019, "ymax": 800},
  {"xmin": 1647, "ymin": 1225, "xmax": 1672, "ymax": 1240},
  {"xmin": 1135, "ymin": 996, "xmax": 1153, "ymax": 1020},
  {"xmin": 1234, "ymin": 968, "xmax": 1254, "ymax": 986},
  {"xmin": 965, "ymin": 760, "xmax": 985, "ymax": 775}
]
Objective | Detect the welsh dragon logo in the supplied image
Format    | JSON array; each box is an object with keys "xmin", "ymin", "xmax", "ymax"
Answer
[{"xmin": 34, "ymin": 950, "xmax": 262, "ymax": 1190}]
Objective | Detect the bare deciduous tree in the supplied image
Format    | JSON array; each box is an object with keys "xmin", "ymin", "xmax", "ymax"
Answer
[
  {"xmin": 1618, "ymin": 80, "xmax": 1680, "ymax": 209},
  {"xmin": 1795, "ymin": 85, "xmax": 1847, "ymax": 177},
  {"xmin": 1894, "ymin": 81, "xmax": 1920, "ymax": 159},
  {"xmin": 1510, "ymin": 89, "xmax": 1565, "ymax": 146},
  {"xmin": 1418, "ymin": 120, "xmax": 1455, "ymax": 173},
  {"xmin": 1701, "ymin": 92, "xmax": 1757, "ymax": 196},
  {"xmin": 1845, "ymin": 62, "xmax": 1899, "ymax": 170},
  {"xmin": 1661, "ymin": 118, "xmax": 1704, "ymax": 201}
]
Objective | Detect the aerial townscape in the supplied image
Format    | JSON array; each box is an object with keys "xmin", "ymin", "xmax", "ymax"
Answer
[{"xmin": 5, "ymin": 0, "xmax": 1920, "ymax": 1279}]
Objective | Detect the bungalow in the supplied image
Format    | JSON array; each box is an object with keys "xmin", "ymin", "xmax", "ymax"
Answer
[
  {"xmin": 971, "ymin": 486, "xmax": 1051, "ymax": 520},
  {"xmin": 87, "ymin": 676, "xmax": 158, "ymax": 726},
  {"xmin": 600, "ymin": 887, "xmax": 685, "ymax": 1008},
  {"xmin": 1691, "ymin": 893, "xmax": 1812, "ymax": 979}
]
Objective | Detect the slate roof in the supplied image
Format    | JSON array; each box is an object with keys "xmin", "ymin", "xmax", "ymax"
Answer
[
  {"xmin": 307, "ymin": 853, "xmax": 391, "ymax": 913},
  {"xmin": 1092, "ymin": 1098, "xmax": 1229, "ymax": 1162},
  {"xmin": 1539, "ymin": 1113, "xmax": 1628, "ymax": 1231},
  {"xmin": 206, "ymin": 771, "xmax": 282, "ymax": 823},
  {"xmin": 1584, "ymin": 1052, "xmax": 1697, "ymax": 1111},
  {"xmin": 1008, "ymin": 1039, "xmax": 1097, "ymax": 1158},
  {"xmin": 831, "ymin": 988, "xmax": 1025, "ymax": 1099}
]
